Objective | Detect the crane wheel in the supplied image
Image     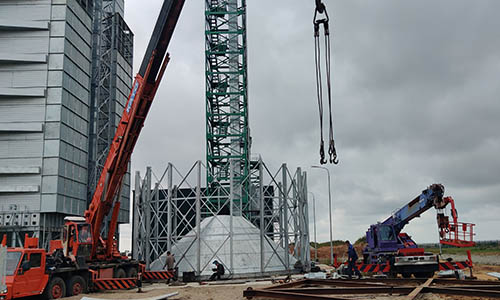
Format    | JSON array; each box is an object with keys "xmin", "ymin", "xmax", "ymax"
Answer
[
  {"xmin": 43, "ymin": 276, "xmax": 66, "ymax": 299},
  {"xmin": 68, "ymin": 275, "xmax": 87, "ymax": 296},
  {"xmin": 114, "ymin": 267, "xmax": 126, "ymax": 278}
]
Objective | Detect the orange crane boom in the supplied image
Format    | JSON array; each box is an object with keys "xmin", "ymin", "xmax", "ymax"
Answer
[{"xmin": 84, "ymin": 0, "xmax": 186, "ymax": 260}]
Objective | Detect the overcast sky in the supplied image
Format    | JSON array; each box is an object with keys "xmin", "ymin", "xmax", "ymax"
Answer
[{"xmin": 119, "ymin": 0, "xmax": 500, "ymax": 251}]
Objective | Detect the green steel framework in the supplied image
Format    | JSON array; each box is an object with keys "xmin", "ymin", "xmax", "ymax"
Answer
[{"xmin": 205, "ymin": 0, "xmax": 250, "ymax": 213}]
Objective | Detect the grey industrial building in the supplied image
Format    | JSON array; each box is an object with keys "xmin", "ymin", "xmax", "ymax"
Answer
[{"xmin": 0, "ymin": 0, "xmax": 133, "ymax": 248}]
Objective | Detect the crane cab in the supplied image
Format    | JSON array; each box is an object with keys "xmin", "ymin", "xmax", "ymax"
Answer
[{"xmin": 62, "ymin": 217, "xmax": 93, "ymax": 260}]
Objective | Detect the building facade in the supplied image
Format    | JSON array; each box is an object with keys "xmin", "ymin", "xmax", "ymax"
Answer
[{"xmin": 0, "ymin": 0, "xmax": 133, "ymax": 248}]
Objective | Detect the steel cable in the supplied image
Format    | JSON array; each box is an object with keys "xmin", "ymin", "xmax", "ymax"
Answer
[{"xmin": 313, "ymin": 1, "xmax": 338, "ymax": 165}]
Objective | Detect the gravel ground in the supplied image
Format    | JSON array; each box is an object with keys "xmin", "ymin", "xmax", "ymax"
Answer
[
  {"xmin": 65, "ymin": 280, "xmax": 272, "ymax": 300},
  {"xmin": 57, "ymin": 267, "xmax": 500, "ymax": 300},
  {"xmin": 442, "ymin": 254, "xmax": 500, "ymax": 265}
]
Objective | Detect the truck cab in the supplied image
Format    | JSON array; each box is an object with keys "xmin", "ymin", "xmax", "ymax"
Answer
[
  {"xmin": 2, "ymin": 248, "xmax": 49, "ymax": 299},
  {"xmin": 62, "ymin": 217, "xmax": 93, "ymax": 262}
]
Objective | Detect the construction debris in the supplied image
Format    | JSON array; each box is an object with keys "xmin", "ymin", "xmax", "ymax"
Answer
[
  {"xmin": 81, "ymin": 292, "xmax": 179, "ymax": 300},
  {"xmin": 243, "ymin": 278, "xmax": 500, "ymax": 299}
]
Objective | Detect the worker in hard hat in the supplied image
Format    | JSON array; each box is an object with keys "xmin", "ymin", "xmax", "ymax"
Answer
[
  {"xmin": 209, "ymin": 260, "xmax": 225, "ymax": 281},
  {"xmin": 164, "ymin": 251, "xmax": 175, "ymax": 284},
  {"xmin": 345, "ymin": 240, "xmax": 362, "ymax": 279}
]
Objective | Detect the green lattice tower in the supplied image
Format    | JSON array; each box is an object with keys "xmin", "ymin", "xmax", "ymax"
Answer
[{"xmin": 205, "ymin": 0, "xmax": 250, "ymax": 215}]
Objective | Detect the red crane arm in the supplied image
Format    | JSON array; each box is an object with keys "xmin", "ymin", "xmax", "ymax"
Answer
[{"xmin": 84, "ymin": 0, "xmax": 185, "ymax": 259}]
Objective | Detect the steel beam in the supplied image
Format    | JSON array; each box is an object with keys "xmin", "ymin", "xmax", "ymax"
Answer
[
  {"xmin": 424, "ymin": 286, "xmax": 500, "ymax": 298},
  {"xmin": 405, "ymin": 278, "xmax": 433, "ymax": 300},
  {"xmin": 244, "ymin": 288, "xmax": 355, "ymax": 300},
  {"xmin": 272, "ymin": 287, "xmax": 414, "ymax": 295}
]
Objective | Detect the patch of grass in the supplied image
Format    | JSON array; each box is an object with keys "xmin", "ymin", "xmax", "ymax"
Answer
[
  {"xmin": 355, "ymin": 236, "xmax": 367, "ymax": 245},
  {"xmin": 311, "ymin": 240, "xmax": 346, "ymax": 248},
  {"xmin": 427, "ymin": 246, "xmax": 500, "ymax": 255},
  {"xmin": 419, "ymin": 241, "xmax": 500, "ymax": 255}
]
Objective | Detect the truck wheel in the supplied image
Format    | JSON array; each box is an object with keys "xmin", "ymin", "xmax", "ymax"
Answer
[
  {"xmin": 43, "ymin": 277, "xmax": 66, "ymax": 299},
  {"xmin": 127, "ymin": 267, "xmax": 138, "ymax": 278},
  {"xmin": 402, "ymin": 272, "xmax": 412, "ymax": 278},
  {"xmin": 114, "ymin": 268, "xmax": 126, "ymax": 278},
  {"xmin": 68, "ymin": 275, "xmax": 87, "ymax": 296}
]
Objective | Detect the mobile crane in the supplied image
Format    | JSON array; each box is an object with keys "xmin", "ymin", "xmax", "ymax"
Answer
[
  {"xmin": 362, "ymin": 184, "xmax": 475, "ymax": 278},
  {"xmin": 0, "ymin": 1, "xmax": 185, "ymax": 299}
]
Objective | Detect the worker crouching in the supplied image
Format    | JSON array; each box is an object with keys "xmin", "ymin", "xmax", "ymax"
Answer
[{"xmin": 209, "ymin": 260, "xmax": 225, "ymax": 281}]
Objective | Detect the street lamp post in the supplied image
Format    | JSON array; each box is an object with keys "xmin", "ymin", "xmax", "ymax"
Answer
[
  {"xmin": 309, "ymin": 192, "xmax": 318, "ymax": 262},
  {"xmin": 311, "ymin": 165, "xmax": 333, "ymax": 266}
]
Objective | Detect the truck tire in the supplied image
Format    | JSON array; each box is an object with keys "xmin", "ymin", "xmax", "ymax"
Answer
[
  {"xmin": 114, "ymin": 268, "xmax": 126, "ymax": 278},
  {"xmin": 127, "ymin": 267, "xmax": 138, "ymax": 278},
  {"xmin": 43, "ymin": 276, "xmax": 66, "ymax": 299},
  {"xmin": 68, "ymin": 275, "xmax": 87, "ymax": 296}
]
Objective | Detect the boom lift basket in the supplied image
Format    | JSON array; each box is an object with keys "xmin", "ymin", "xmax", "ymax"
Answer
[{"xmin": 437, "ymin": 196, "xmax": 475, "ymax": 247}]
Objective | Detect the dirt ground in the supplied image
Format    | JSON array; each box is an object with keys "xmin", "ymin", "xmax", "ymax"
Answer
[
  {"xmin": 472, "ymin": 263, "xmax": 500, "ymax": 280},
  {"xmin": 65, "ymin": 281, "xmax": 272, "ymax": 300},
  {"xmin": 313, "ymin": 243, "xmax": 366, "ymax": 263},
  {"xmin": 59, "ymin": 263, "xmax": 500, "ymax": 300},
  {"xmin": 61, "ymin": 246, "xmax": 500, "ymax": 300},
  {"xmin": 60, "ymin": 273, "xmax": 500, "ymax": 300}
]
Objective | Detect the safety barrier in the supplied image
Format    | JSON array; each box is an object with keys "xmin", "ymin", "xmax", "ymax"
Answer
[
  {"xmin": 92, "ymin": 278, "xmax": 138, "ymax": 290},
  {"xmin": 143, "ymin": 270, "xmax": 175, "ymax": 281}
]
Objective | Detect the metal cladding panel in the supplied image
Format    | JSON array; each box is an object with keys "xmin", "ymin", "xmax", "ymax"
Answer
[
  {"xmin": 0, "ymin": 53, "xmax": 47, "ymax": 63},
  {"xmin": 0, "ymin": 140, "xmax": 43, "ymax": 158},
  {"xmin": 0, "ymin": 173, "xmax": 41, "ymax": 190},
  {"xmin": 41, "ymin": 194, "xmax": 57, "ymax": 212},
  {"xmin": 117, "ymin": 169, "xmax": 130, "ymax": 223},
  {"xmin": 0, "ymin": 88, "xmax": 45, "ymax": 97},
  {"xmin": 47, "ymin": 0, "xmax": 93, "ymax": 216},
  {"xmin": 0, "ymin": 0, "xmax": 132, "ymax": 236},
  {"xmin": 63, "ymin": 56, "xmax": 91, "ymax": 83},
  {"xmin": 64, "ymin": 25, "xmax": 91, "ymax": 56},
  {"xmin": 0, "ymin": 105, "xmax": 45, "ymax": 123},
  {"xmin": 65, "ymin": 6, "xmax": 92, "ymax": 42},
  {"xmin": 0, "ymin": 123, "xmax": 43, "ymax": 132},
  {"xmin": 63, "ymin": 42, "xmax": 91, "ymax": 73},
  {"xmin": 0, "ymin": 132, "xmax": 43, "ymax": 142},
  {"xmin": 0, "ymin": 36, "xmax": 49, "ymax": 54},
  {"xmin": 0, "ymin": 158, "xmax": 42, "ymax": 169},
  {"xmin": 0, "ymin": 193, "xmax": 41, "ymax": 212},
  {"xmin": 0, "ymin": 2, "xmax": 50, "ymax": 22},
  {"xmin": 12, "ymin": 71, "xmax": 48, "ymax": 88}
]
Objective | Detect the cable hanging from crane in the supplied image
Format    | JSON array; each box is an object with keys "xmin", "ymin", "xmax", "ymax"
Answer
[{"xmin": 314, "ymin": 0, "xmax": 338, "ymax": 165}]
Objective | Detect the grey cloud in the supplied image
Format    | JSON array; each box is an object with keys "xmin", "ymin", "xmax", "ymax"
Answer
[{"xmin": 122, "ymin": 0, "xmax": 500, "ymax": 247}]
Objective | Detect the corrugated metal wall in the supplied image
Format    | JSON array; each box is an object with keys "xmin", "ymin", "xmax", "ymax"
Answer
[
  {"xmin": 0, "ymin": 0, "xmax": 132, "ymax": 246},
  {"xmin": 0, "ymin": 0, "xmax": 51, "ymax": 218}
]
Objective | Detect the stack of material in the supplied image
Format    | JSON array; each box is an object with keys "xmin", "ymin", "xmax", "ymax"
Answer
[{"xmin": 150, "ymin": 215, "xmax": 296, "ymax": 276}]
